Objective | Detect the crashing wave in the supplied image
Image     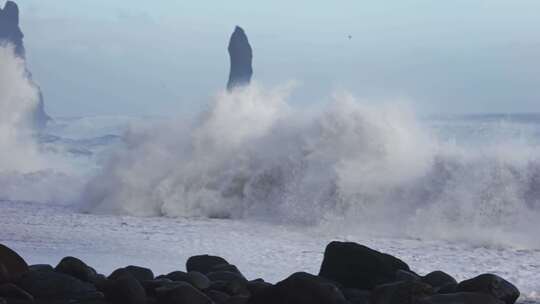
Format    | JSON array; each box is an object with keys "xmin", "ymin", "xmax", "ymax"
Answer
[{"xmin": 81, "ymin": 84, "xmax": 540, "ymax": 248}]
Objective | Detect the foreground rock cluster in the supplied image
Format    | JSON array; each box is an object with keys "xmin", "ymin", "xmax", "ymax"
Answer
[{"xmin": 0, "ymin": 241, "xmax": 520, "ymax": 304}]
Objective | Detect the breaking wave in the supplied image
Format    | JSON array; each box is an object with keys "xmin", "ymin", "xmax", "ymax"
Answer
[
  {"xmin": 81, "ymin": 84, "xmax": 540, "ymax": 247},
  {"xmin": 0, "ymin": 45, "xmax": 43, "ymax": 172},
  {"xmin": 0, "ymin": 45, "xmax": 82, "ymax": 204}
]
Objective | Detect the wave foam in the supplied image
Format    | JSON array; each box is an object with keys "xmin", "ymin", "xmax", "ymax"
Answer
[
  {"xmin": 0, "ymin": 45, "xmax": 82, "ymax": 204},
  {"xmin": 0, "ymin": 45, "xmax": 43, "ymax": 172},
  {"xmin": 81, "ymin": 84, "xmax": 540, "ymax": 248}
]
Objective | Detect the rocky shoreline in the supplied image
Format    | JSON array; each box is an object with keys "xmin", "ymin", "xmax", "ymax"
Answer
[{"xmin": 0, "ymin": 241, "xmax": 521, "ymax": 304}]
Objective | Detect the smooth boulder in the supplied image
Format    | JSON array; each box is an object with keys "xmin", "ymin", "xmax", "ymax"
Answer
[
  {"xmin": 0, "ymin": 283, "xmax": 34, "ymax": 301},
  {"xmin": 371, "ymin": 280, "xmax": 433, "ymax": 304},
  {"xmin": 207, "ymin": 271, "xmax": 246, "ymax": 283},
  {"xmin": 55, "ymin": 256, "xmax": 98, "ymax": 283},
  {"xmin": 422, "ymin": 271, "xmax": 457, "ymax": 289},
  {"xmin": 249, "ymin": 272, "xmax": 347, "ymax": 304},
  {"xmin": 396, "ymin": 270, "xmax": 421, "ymax": 282},
  {"xmin": 187, "ymin": 255, "xmax": 230, "ymax": 274},
  {"xmin": 416, "ymin": 292, "xmax": 505, "ymax": 304},
  {"xmin": 16, "ymin": 269, "xmax": 98, "ymax": 300},
  {"xmin": 205, "ymin": 289, "xmax": 230, "ymax": 303},
  {"xmin": 109, "ymin": 265, "xmax": 154, "ymax": 283},
  {"xmin": 342, "ymin": 288, "xmax": 371, "ymax": 304},
  {"xmin": 319, "ymin": 241, "xmax": 410, "ymax": 290},
  {"xmin": 0, "ymin": 265, "xmax": 8, "ymax": 284},
  {"xmin": 246, "ymin": 279, "xmax": 272, "ymax": 298},
  {"xmin": 28, "ymin": 265, "xmax": 53, "ymax": 273},
  {"xmin": 161, "ymin": 271, "xmax": 211, "ymax": 290},
  {"xmin": 456, "ymin": 274, "xmax": 520, "ymax": 304},
  {"xmin": 156, "ymin": 281, "xmax": 212, "ymax": 304},
  {"xmin": 104, "ymin": 274, "xmax": 146, "ymax": 304},
  {"xmin": 0, "ymin": 244, "xmax": 28, "ymax": 282}
]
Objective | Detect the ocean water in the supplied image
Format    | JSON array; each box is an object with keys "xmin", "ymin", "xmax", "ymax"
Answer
[{"xmin": 0, "ymin": 45, "xmax": 539, "ymax": 302}]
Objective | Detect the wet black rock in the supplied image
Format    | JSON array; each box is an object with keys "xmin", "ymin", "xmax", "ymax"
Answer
[
  {"xmin": 211, "ymin": 264, "xmax": 245, "ymax": 277},
  {"xmin": 186, "ymin": 255, "xmax": 230, "ymax": 274},
  {"xmin": 227, "ymin": 26, "xmax": 253, "ymax": 91},
  {"xmin": 0, "ymin": 244, "xmax": 28, "ymax": 283},
  {"xmin": 456, "ymin": 273, "xmax": 520, "ymax": 304},
  {"xmin": 55, "ymin": 256, "xmax": 98, "ymax": 283},
  {"xmin": 249, "ymin": 272, "xmax": 347, "ymax": 304},
  {"xmin": 319, "ymin": 241, "xmax": 410, "ymax": 290},
  {"xmin": 342, "ymin": 288, "xmax": 371, "ymax": 304},
  {"xmin": 206, "ymin": 289, "xmax": 230, "ymax": 303},
  {"xmin": 224, "ymin": 279, "xmax": 250, "ymax": 297},
  {"xmin": 141, "ymin": 278, "xmax": 173, "ymax": 297},
  {"xmin": 28, "ymin": 264, "xmax": 54, "ymax": 273},
  {"xmin": 161, "ymin": 271, "xmax": 211, "ymax": 290},
  {"xmin": 155, "ymin": 281, "xmax": 212, "ymax": 304},
  {"xmin": 109, "ymin": 265, "xmax": 154, "ymax": 283},
  {"xmin": 246, "ymin": 279, "xmax": 272, "ymax": 298},
  {"xmin": 371, "ymin": 280, "xmax": 434, "ymax": 304},
  {"xmin": 0, "ymin": 283, "xmax": 34, "ymax": 301},
  {"xmin": 207, "ymin": 271, "xmax": 246, "ymax": 283},
  {"xmin": 416, "ymin": 292, "xmax": 505, "ymax": 304},
  {"xmin": 422, "ymin": 271, "xmax": 457, "ymax": 289},
  {"xmin": 0, "ymin": 265, "xmax": 8, "ymax": 285},
  {"xmin": 226, "ymin": 295, "xmax": 249, "ymax": 304},
  {"xmin": 104, "ymin": 274, "xmax": 146, "ymax": 304},
  {"xmin": 437, "ymin": 282, "xmax": 458, "ymax": 294},
  {"xmin": 16, "ymin": 269, "xmax": 98, "ymax": 300},
  {"xmin": 395, "ymin": 269, "xmax": 421, "ymax": 282}
]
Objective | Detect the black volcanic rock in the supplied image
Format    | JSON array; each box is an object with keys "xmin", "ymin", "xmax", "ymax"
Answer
[
  {"xmin": 227, "ymin": 26, "xmax": 253, "ymax": 91},
  {"xmin": 156, "ymin": 281, "xmax": 212, "ymax": 304},
  {"xmin": 371, "ymin": 280, "xmax": 434, "ymax": 304},
  {"xmin": 0, "ymin": 1, "xmax": 49, "ymax": 128},
  {"xmin": 249, "ymin": 272, "xmax": 347, "ymax": 304},
  {"xmin": 0, "ymin": 242, "xmax": 525, "ymax": 304},
  {"xmin": 456, "ymin": 274, "xmax": 520, "ymax": 304},
  {"xmin": 186, "ymin": 254, "xmax": 230, "ymax": 274},
  {"xmin": 0, "ymin": 244, "xmax": 28, "ymax": 283},
  {"xmin": 422, "ymin": 270, "xmax": 457, "ymax": 289},
  {"xmin": 55, "ymin": 256, "xmax": 99, "ymax": 284},
  {"xmin": 319, "ymin": 241, "xmax": 411, "ymax": 290},
  {"xmin": 16, "ymin": 270, "xmax": 99, "ymax": 300}
]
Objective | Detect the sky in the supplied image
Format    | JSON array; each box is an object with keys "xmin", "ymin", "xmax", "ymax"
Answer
[{"xmin": 9, "ymin": 0, "xmax": 540, "ymax": 116}]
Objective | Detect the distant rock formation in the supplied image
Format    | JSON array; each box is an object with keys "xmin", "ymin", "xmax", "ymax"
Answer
[
  {"xmin": 227, "ymin": 26, "xmax": 253, "ymax": 91},
  {"xmin": 0, "ymin": 1, "xmax": 24, "ymax": 56},
  {"xmin": 0, "ymin": 1, "xmax": 49, "ymax": 128}
]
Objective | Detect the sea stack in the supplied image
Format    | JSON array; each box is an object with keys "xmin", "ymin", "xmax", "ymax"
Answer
[
  {"xmin": 227, "ymin": 26, "xmax": 253, "ymax": 91},
  {"xmin": 0, "ymin": 0, "xmax": 49, "ymax": 128},
  {"xmin": 0, "ymin": 1, "xmax": 24, "ymax": 57}
]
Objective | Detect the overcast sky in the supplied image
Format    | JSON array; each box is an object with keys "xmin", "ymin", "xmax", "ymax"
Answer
[{"xmin": 10, "ymin": 1, "xmax": 540, "ymax": 116}]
